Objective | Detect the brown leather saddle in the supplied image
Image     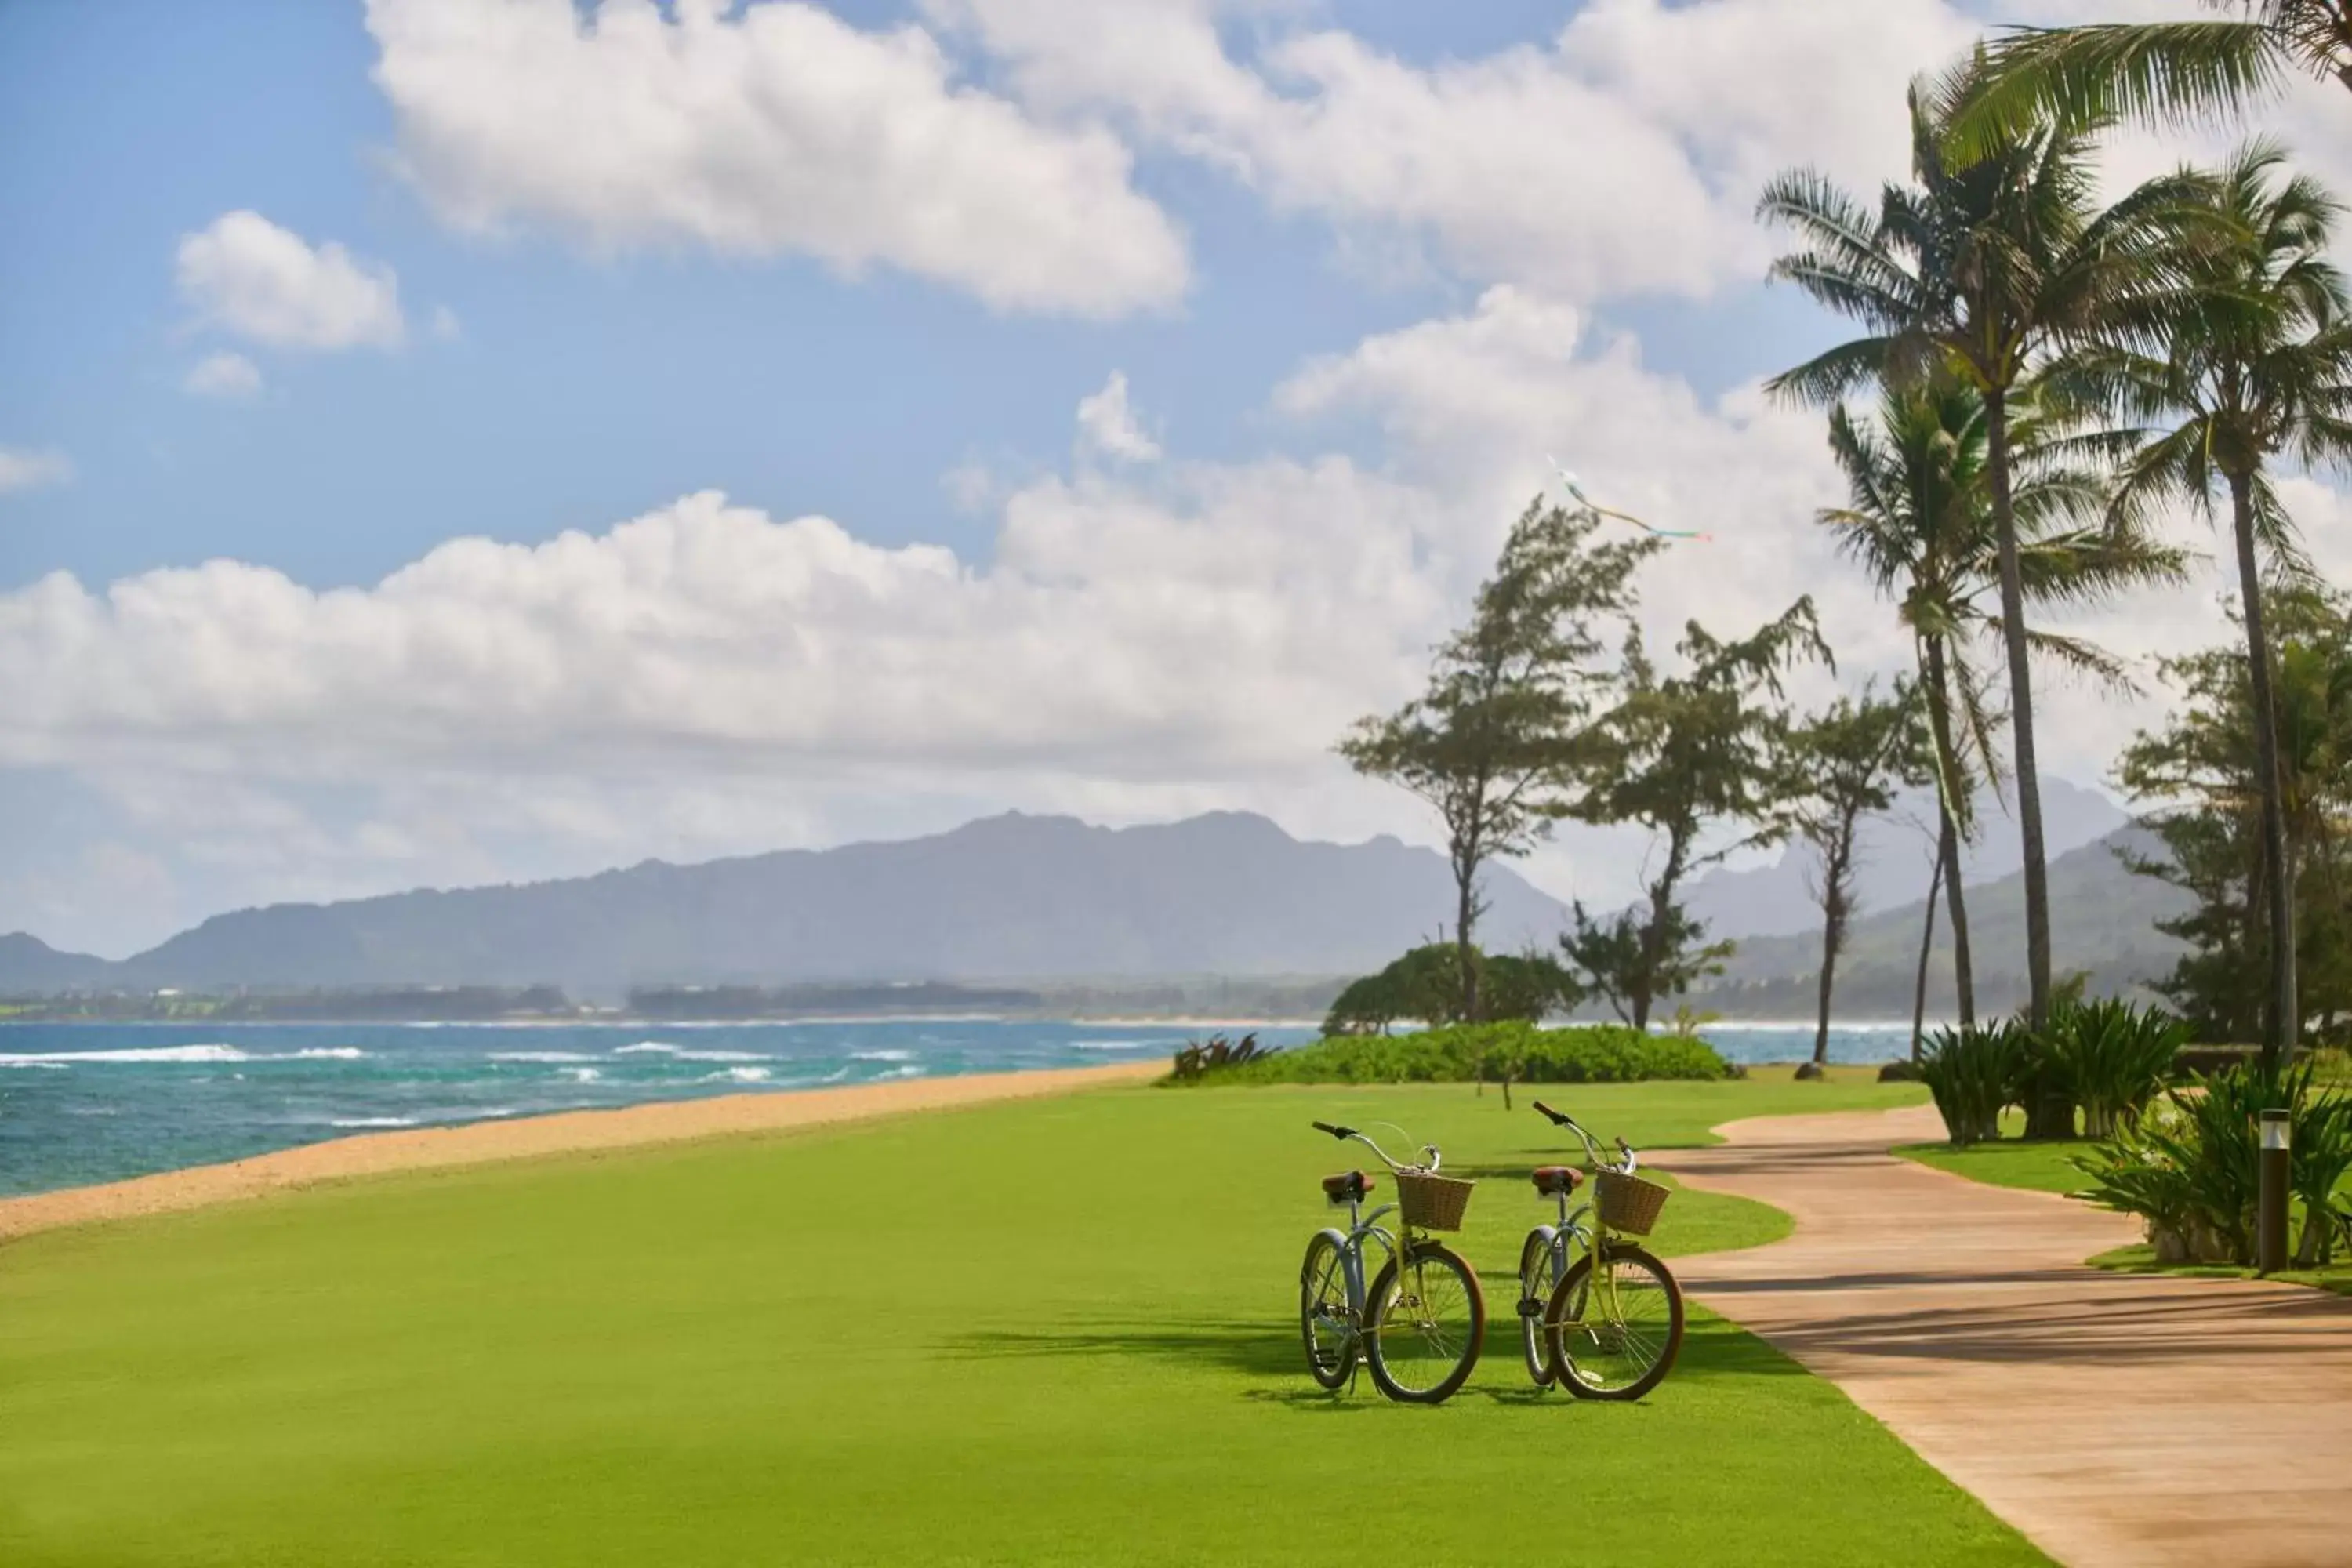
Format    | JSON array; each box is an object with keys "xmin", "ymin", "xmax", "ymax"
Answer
[
  {"xmin": 1321, "ymin": 1170, "xmax": 1375, "ymax": 1203},
  {"xmin": 1532, "ymin": 1166, "xmax": 1582, "ymax": 1197}
]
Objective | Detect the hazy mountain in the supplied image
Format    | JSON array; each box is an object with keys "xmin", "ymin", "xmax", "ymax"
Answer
[
  {"xmin": 5, "ymin": 812, "xmax": 1573, "ymax": 996},
  {"xmin": 0, "ymin": 933, "xmax": 115, "ymax": 992},
  {"xmin": 1689, "ymin": 824, "xmax": 2193, "ymax": 1018},
  {"xmin": 1682, "ymin": 777, "xmax": 2130, "ymax": 941}
]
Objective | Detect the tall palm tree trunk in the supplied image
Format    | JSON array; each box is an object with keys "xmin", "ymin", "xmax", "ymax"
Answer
[
  {"xmin": 1984, "ymin": 387, "xmax": 2055, "ymax": 1028},
  {"xmin": 1939, "ymin": 808, "xmax": 1977, "ymax": 1028},
  {"xmin": 1813, "ymin": 877, "xmax": 1846, "ymax": 1068},
  {"xmin": 2230, "ymin": 471, "xmax": 2298, "ymax": 1069},
  {"xmin": 1924, "ymin": 637, "xmax": 1978, "ymax": 1026},
  {"xmin": 1911, "ymin": 846, "xmax": 1944, "ymax": 1062}
]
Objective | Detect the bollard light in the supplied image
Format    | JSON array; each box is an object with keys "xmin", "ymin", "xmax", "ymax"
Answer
[{"xmin": 2257, "ymin": 1108, "xmax": 2291, "ymax": 1274}]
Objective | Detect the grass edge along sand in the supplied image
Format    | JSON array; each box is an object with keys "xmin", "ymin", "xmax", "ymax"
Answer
[{"xmin": 0, "ymin": 1076, "xmax": 2039, "ymax": 1567}]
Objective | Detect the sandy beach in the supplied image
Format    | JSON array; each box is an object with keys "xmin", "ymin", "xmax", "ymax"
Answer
[{"xmin": 0, "ymin": 1058, "xmax": 1167, "ymax": 1244}]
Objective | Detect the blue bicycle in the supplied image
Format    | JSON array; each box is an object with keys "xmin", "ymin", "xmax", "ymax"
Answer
[{"xmin": 1298, "ymin": 1120, "xmax": 1485, "ymax": 1403}]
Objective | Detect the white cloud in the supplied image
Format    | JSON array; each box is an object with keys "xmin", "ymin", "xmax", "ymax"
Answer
[
  {"xmin": 364, "ymin": 0, "xmax": 1189, "ymax": 318},
  {"xmin": 926, "ymin": 0, "xmax": 1976, "ymax": 300},
  {"xmin": 0, "ymin": 447, "xmax": 73, "ymax": 495},
  {"xmin": 1076, "ymin": 371, "xmax": 1161, "ymax": 462},
  {"xmin": 183, "ymin": 351, "xmax": 264, "ymax": 401},
  {"xmin": 176, "ymin": 210, "xmax": 407, "ymax": 351}
]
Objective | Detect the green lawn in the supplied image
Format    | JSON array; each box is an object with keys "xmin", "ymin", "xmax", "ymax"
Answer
[
  {"xmin": 0, "ymin": 1076, "xmax": 2043, "ymax": 1566},
  {"xmin": 1895, "ymin": 1141, "xmax": 2094, "ymax": 1196}
]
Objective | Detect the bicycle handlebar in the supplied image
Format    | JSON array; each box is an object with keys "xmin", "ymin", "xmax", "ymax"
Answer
[
  {"xmin": 1529, "ymin": 1101, "xmax": 1638, "ymax": 1174},
  {"xmin": 1309, "ymin": 1120, "xmax": 1439, "ymax": 1174}
]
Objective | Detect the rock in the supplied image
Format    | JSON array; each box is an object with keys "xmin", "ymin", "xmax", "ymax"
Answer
[{"xmin": 1793, "ymin": 1062, "xmax": 1825, "ymax": 1081}]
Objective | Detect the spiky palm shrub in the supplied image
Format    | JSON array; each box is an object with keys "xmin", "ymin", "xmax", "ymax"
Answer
[
  {"xmin": 1919, "ymin": 1020, "xmax": 2031, "ymax": 1144},
  {"xmin": 2078, "ymin": 1062, "xmax": 2341, "ymax": 1262},
  {"xmin": 2292, "ymin": 1091, "xmax": 2352, "ymax": 1265},
  {"xmin": 2034, "ymin": 999, "xmax": 2190, "ymax": 1137}
]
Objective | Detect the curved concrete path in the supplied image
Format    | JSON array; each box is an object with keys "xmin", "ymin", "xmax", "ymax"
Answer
[{"xmin": 1658, "ymin": 1103, "xmax": 2352, "ymax": 1568}]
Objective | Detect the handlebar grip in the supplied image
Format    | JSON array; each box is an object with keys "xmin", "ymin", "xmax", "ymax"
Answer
[
  {"xmin": 1311, "ymin": 1121, "xmax": 1358, "ymax": 1139},
  {"xmin": 1530, "ymin": 1100, "xmax": 1570, "ymax": 1126}
]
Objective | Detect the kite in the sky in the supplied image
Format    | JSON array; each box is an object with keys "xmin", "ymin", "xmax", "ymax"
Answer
[{"xmin": 1548, "ymin": 457, "xmax": 1711, "ymax": 541}]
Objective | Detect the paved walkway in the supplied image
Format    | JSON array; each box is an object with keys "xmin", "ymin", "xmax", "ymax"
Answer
[{"xmin": 1659, "ymin": 1104, "xmax": 2352, "ymax": 1568}]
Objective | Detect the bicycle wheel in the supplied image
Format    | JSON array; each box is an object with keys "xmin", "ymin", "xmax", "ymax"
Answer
[
  {"xmin": 1516, "ymin": 1226, "xmax": 1566, "ymax": 1387},
  {"xmin": 1544, "ymin": 1243, "xmax": 1683, "ymax": 1402},
  {"xmin": 1364, "ymin": 1240, "xmax": 1485, "ymax": 1404},
  {"xmin": 1299, "ymin": 1231, "xmax": 1358, "ymax": 1389}
]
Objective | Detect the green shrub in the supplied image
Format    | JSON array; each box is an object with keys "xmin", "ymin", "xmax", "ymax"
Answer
[
  {"xmin": 2033, "ymin": 1000, "xmax": 2188, "ymax": 1138},
  {"xmin": 1166, "ymin": 1032, "xmax": 1278, "ymax": 1083},
  {"xmin": 1167, "ymin": 1021, "xmax": 1729, "ymax": 1087},
  {"xmin": 2074, "ymin": 1062, "xmax": 2352, "ymax": 1265},
  {"xmin": 1918, "ymin": 1021, "xmax": 2029, "ymax": 1145}
]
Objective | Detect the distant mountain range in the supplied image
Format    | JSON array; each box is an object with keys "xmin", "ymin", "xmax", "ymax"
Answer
[
  {"xmin": 0, "ymin": 812, "xmax": 1573, "ymax": 998},
  {"xmin": 1688, "ymin": 824, "xmax": 2194, "ymax": 1018},
  {"xmin": 1680, "ymin": 776, "xmax": 2130, "ymax": 941},
  {"xmin": 0, "ymin": 795, "xmax": 2197, "ymax": 1018}
]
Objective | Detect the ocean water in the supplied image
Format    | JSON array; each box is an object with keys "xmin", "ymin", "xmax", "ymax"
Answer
[{"xmin": 0, "ymin": 1018, "xmax": 1917, "ymax": 1198}]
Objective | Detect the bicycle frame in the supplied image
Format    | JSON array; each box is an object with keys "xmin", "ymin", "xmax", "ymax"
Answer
[
  {"xmin": 1528, "ymin": 1103, "xmax": 1639, "ymax": 1337},
  {"xmin": 1310, "ymin": 1189, "xmax": 1399, "ymax": 1352},
  {"xmin": 1307, "ymin": 1123, "xmax": 1449, "ymax": 1355}
]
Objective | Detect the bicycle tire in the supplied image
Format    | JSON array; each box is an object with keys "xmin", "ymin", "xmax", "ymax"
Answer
[
  {"xmin": 1299, "ymin": 1231, "xmax": 1357, "ymax": 1389},
  {"xmin": 1517, "ymin": 1226, "xmax": 1563, "ymax": 1388},
  {"xmin": 1544, "ymin": 1243, "xmax": 1683, "ymax": 1402},
  {"xmin": 1363, "ymin": 1240, "xmax": 1485, "ymax": 1404}
]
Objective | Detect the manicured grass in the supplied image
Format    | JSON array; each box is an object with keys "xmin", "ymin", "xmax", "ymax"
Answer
[
  {"xmin": 1895, "ymin": 1141, "xmax": 2094, "ymax": 1196},
  {"xmin": 0, "ymin": 1076, "xmax": 2040, "ymax": 1566},
  {"xmin": 2089, "ymin": 1243, "xmax": 2352, "ymax": 1299}
]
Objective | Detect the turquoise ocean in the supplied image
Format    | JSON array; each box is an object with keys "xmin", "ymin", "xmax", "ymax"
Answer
[{"xmin": 0, "ymin": 1019, "xmax": 1918, "ymax": 1197}]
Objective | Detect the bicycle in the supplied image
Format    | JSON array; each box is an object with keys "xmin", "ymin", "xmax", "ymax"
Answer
[
  {"xmin": 1298, "ymin": 1120, "xmax": 1486, "ymax": 1403},
  {"xmin": 1516, "ymin": 1099, "xmax": 1686, "ymax": 1400}
]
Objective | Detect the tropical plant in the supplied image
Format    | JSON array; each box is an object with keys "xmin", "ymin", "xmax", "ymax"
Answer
[
  {"xmin": 2032, "ymin": 998, "xmax": 2191, "ymax": 1137},
  {"xmin": 1761, "ymin": 83, "xmax": 2209, "ymax": 1029},
  {"xmin": 2291, "ymin": 1090, "xmax": 2352, "ymax": 1263},
  {"xmin": 1945, "ymin": 3, "xmax": 2352, "ymax": 161},
  {"xmin": 1559, "ymin": 601, "xmax": 1828, "ymax": 1030},
  {"xmin": 1817, "ymin": 379, "xmax": 2190, "ymax": 1032},
  {"xmin": 1341, "ymin": 502, "xmax": 1655, "ymax": 1022},
  {"xmin": 1167, "ymin": 1032, "xmax": 1277, "ymax": 1082},
  {"xmin": 2077, "ymin": 1060, "xmax": 2352, "ymax": 1262},
  {"xmin": 2089, "ymin": 142, "xmax": 2352, "ymax": 1067},
  {"xmin": 1919, "ymin": 1019, "xmax": 2032, "ymax": 1144},
  {"xmin": 1786, "ymin": 682, "xmax": 1933, "ymax": 1069}
]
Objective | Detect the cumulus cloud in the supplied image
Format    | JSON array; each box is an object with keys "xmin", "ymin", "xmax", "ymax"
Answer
[
  {"xmin": 924, "ymin": 0, "xmax": 1975, "ymax": 300},
  {"xmin": 176, "ymin": 210, "xmax": 406, "ymax": 350},
  {"xmin": 364, "ymin": 0, "xmax": 1189, "ymax": 318},
  {"xmin": 1076, "ymin": 371, "xmax": 1161, "ymax": 462},
  {"xmin": 0, "ymin": 447, "xmax": 73, "ymax": 495},
  {"xmin": 183, "ymin": 351, "xmax": 264, "ymax": 401}
]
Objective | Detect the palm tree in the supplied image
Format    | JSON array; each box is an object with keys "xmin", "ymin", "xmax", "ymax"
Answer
[
  {"xmin": 1759, "ymin": 85, "xmax": 2209, "ymax": 1027},
  {"xmin": 1947, "ymin": 3, "xmax": 2351, "ymax": 158},
  {"xmin": 1818, "ymin": 379, "xmax": 2186, "ymax": 1031},
  {"xmin": 2091, "ymin": 141, "xmax": 2352, "ymax": 1065}
]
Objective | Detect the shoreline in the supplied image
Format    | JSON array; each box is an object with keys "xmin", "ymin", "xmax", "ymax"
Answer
[{"xmin": 0, "ymin": 1058, "xmax": 1167, "ymax": 1245}]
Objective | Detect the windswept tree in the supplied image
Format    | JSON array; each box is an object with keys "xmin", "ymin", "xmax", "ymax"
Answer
[
  {"xmin": 1818, "ymin": 378, "xmax": 2188, "ymax": 1028},
  {"xmin": 1947, "ymin": 2, "xmax": 2351, "ymax": 160},
  {"xmin": 1560, "ymin": 601, "xmax": 1831, "ymax": 1032},
  {"xmin": 2094, "ymin": 144, "xmax": 2352, "ymax": 1061},
  {"xmin": 1761, "ymin": 82, "xmax": 2210, "ymax": 1027},
  {"xmin": 2121, "ymin": 586, "xmax": 2352, "ymax": 1048},
  {"xmin": 1341, "ymin": 502, "xmax": 1657, "ymax": 1022},
  {"xmin": 1785, "ymin": 683, "xmax": 1933, "ymax": 1070}
]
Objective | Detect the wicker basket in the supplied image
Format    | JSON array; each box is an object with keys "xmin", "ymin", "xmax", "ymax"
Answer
[
  {"xmin": 1595, "ymin": 1171, "xmax": 1670, "ymax": 1236},
  {"xmin": 1395, "ymin": 1169, "xmax": 1475, "ymax": 1232}
]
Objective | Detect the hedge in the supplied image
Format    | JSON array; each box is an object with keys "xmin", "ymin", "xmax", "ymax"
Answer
[{"xmin": 1173, "ymin": 1020, "xmax": 1730, "ymax": 1086}]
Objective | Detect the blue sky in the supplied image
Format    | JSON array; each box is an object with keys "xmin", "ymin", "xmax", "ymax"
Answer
[{"xmin": 2, "ymin": 0, "xmax": 2345, "ymax": 956}]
